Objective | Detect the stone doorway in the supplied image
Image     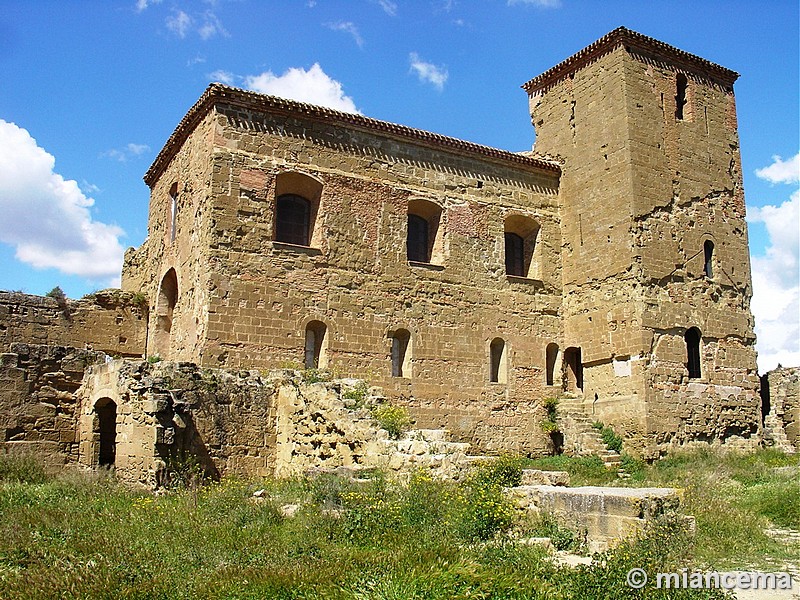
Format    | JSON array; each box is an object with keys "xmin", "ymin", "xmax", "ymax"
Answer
[{"xmin": 95, "ymin": 398, "xmax": 117, "ymax": 467}]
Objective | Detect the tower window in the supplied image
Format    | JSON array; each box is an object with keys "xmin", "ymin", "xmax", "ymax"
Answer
[
  {"xmin": 276, "ymin": 194, "xmax": 311, "ymax": 246},
  {"xmin": 703, "ymin": 240, "xmax": 714, "ymax": 279},
  {"xmin": 168, "ymin": 182, "xmax": 178, "ymax": 243},
  {"xmin": 685, "ymin": 327, "xmax": 702, "ymax": 379},
  {"xmin": 675, "ymin": 73, "xmax": 688, "ymax": 121}
]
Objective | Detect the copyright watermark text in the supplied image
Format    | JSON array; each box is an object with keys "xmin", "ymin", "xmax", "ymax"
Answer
[{"xmin": 626, "ymin": 568, "xmax": 794, "ymax": 590}]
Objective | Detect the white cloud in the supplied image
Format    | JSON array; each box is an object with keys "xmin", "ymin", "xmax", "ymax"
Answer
[
  {"xmin": 755, "ymin": 153, "xmax": 799, "ymax": 185},
  {"xmin": 244, "ymin": 64, "xmax": 360, "ymax": 114},
  {"xmin": 209, "ymin": 69, "xmax": 236, "ymax": 85},
  {"xmin": 508, "ymin": 0, "xmax": 562, "ymax": 6},
  {"xmin": 376, "ymin": 0, "xmax": 397, "ymax": 16},
  {"xmin": 198, "ymin": 11, "xmax": 228, "ymax": 40},
  {"xmin": 166, "ymin": 10, "xmax": 192, "ymax": 38},
  {"xmin": 326, "ymin": 21, "xmax": 364, "ymax": 48},
  {"xmin": 102, "ymin": 143, "xmax": 151, "ymax": 162},
  {"xmin": 748, "ymin": 152, "xmax": 800, "ymax": 372},
  {"xmin": 135, "ymin": 0, "xmax": 162, "ymax": 12},
  {"xmin": 0, "ymin": 120, "xmax": 125, "ymax": 280},
  {"xmin": 409, "ymin": 53, "xmax": 448, "ymax": 90}
]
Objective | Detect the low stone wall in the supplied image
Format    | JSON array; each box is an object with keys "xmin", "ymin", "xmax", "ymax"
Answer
[
  {"xmin": 0, "ymin": 290, "xmax": 147, "ymax": 358},
  {"xmin": 1, "ymin": 343, "xmax": 107, "ymax": 467}
]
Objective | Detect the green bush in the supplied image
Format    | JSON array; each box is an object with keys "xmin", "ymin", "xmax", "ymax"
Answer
[
  {"xmin": 528, "ymin": 512, "xmax": 584, "ymax": 551},
  {"xmin": 300, "ymin": 367, "xmax": 332, "ymax": 384},
  {"xmin": 341, "ymin": 381, "xmax": 369, "ymax": 409},
  {"xmin": 470, "ymin": 455, "xmax": 525, "ymax": 488},
  {"xmin": 593, "ymin": 421, "xmax": 623, "ymax": 453},
  {"xmin": 371, "ymin": 403, "xmax": 411, "ymax": 439},
  {"xmin": 0, "ymin": 454, "xmax": 49, "ymax": 484}
]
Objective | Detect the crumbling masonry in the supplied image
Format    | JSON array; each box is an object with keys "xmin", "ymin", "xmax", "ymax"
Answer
[{"xmin": 3, "ymin": 28, "xmax": 797, "ymax": 482}]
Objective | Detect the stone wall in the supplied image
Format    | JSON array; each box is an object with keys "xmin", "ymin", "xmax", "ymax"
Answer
[
  {"xmin": 1, "ymin": 343, "xmax": 107, "ymax": 467},
  {"xmin": 123, "ymin": 89, "xmax": 562, "ymax": 455},
  {"xmin": 764, "ymin": 366, "xmax": 799, "ymax": 451},
  {"xmin": 527, "ymin": 35, "xmax": 759, "ymax": 456},
  {"xmin": 0, "ymin": 290, "xmax": 147, "ymax": 358}
]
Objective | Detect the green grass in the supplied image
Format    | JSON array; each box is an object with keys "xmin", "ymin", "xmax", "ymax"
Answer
[{"xmin": 0, "ymin": 449, "xmax": 796, "ymax": 598}]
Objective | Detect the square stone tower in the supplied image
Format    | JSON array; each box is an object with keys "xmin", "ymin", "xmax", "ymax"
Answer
[{"xmin": 524, "ymin": 27, "xmax": 760, "ymax": 455}]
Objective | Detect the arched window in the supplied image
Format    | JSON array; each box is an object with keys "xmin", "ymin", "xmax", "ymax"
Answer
[
  {"xmin": 504, "ymin": 232, "xmax": 525, "ymax": 277},
  {"xmin": 504, "ymin": 215, "xmax": 541, "ymax": 278},
  {"xmin": 489, "ymin": 337, "xmax": 507, "ymax": 384},
  {"xmin": 273, "ymin": 171, "xmax": 323, "ymax": 247},
  {"xmin": 168, "ymin": 182, "xmax": 178, "ymax": 243},
  {"xmin": 545, "ymin": 343, "xmax": 560, "ymax": 386},
  {"xmin": 685, "ymin": 327, "xmax": 702, "ymax": 379},
  {"xmin": 305, "ymin": 320, "xmax": 328, "ymax": 369},
  {"xmin": 153, "ymin": 268, "xmax": 178, "ymax": 358},
  {"xmin": 675, "ymin": 73, "xmax": 688, "ymax": 120},
  {"xmin": 276, "ymin": 194, "xmax": 311, "ymax": 246},
  {"xmin": 391, "ymin": 329, "xmax": 412, "ymax": 378},
  {"xmin": 94, "ymin": 398, "xmax": 117, "ymax": 468},
  {"xmin": 407, "ymin": 214, "xmax": 429, "ymax": 263},
  {"xmin": 563, "ymin": 347, "xmax": 583, "ymax": 392},
  {"xmin": 407, "ymin": 199, "xmax": 443, "ymax": 264},
  {"xmin": 703, "ymin": 240, "xmax": 714, "ymax": 279}
]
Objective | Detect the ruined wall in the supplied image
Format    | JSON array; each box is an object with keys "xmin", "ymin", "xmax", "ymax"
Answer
[
  {"xmin": 0, "ymin": 290, "xmax": 147, "ymax": 358},
  {"xmin": 1, "ymin": 343, "xmax": 107, "ymax": 467},
  {"xmin": 765, "ymin": 366, "xmax": 799, "ymax": 450},
  {"xmin": 78, "ymin": 360, "xmax": 278, "ymax": 485}
]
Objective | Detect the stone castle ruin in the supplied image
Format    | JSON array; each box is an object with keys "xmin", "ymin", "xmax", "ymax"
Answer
[{"xmin": 1, "ymin": 27, "xmax": 797, "ymax": 485}]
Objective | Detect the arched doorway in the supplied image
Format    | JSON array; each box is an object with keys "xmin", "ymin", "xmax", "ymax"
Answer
[
  {"xmin": 153, "ymin": 268, "xmax": 178, "ymax": 358},
  {"xmin": 95, "ymin": 398, "xmax": 117, "ymax": 468}
]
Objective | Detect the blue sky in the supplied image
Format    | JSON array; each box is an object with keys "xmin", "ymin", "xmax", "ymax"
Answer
[{"xmin": 0, "ymin": 0, "xmax": 797, "ymax": 371}]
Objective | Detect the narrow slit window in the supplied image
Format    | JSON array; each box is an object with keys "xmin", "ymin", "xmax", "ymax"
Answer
[
  {"xmin": 304, "ymin": 321, "xmax": 328, "ymax": 369},
  {"xmin": 675, "ymin": 73, "xmax": 688, "ymax": 120},
  {"xmin": 545, "ymin": 343, "xmax": 559, "ymax": 386},
  {"xmin": 169, "ymin": 183, "xmax": 178, "ymax": 243},
  {"xmin": 685, "ymin": 327, "xmax": 702, "ymax": 379},
  {"xmin": 391, "ymin": 329, "xmax": 412, "ymax": 377},
  {"xmin": 489, "ymin": 338, "xmax": 507, "ymax": 383},
  {"xmin": 703, "ymin": 240, "xmax": 714, "ymax": 279}
]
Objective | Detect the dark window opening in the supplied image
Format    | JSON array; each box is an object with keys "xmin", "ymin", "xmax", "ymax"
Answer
[
  {"xmin": 407, "ymin": 214, "xmax": 430, "ymax": 263},
  {"xmin": 96, "ymin": 399, "xmax": 117, "ymax": 468},
  {"xmin": 490, "ymin": 338, "xmax": 507, "ymax": 383},
  {"xmin": 391, "ymin": 329, "xmax": 411, "ymax": 377},
  {"xmin": 675, "ymin": 73, "xmax": 688, "ymax": 120},
  {"xmin": 305, "ymin": 321, "xmax": 328, "ymax": 369},
  {"xmin": 276, "ymin": 194, "xmax": 311, "ymax": 246},
  {"xmin": 545, "ymin": 343, "xmax": 559, "ymax": 386},
  {"xmin": 564, "ymin": 347, "xmax": 583, "ymax": 392},
  {"xmin": 703, "ymin": 240, "xmax": 714, "ymax": 279},
  {"xmin": 169, "ymin": 182, "xmax": 178, "ymax": 243},
  {"xmin": 685, "ymin": 327, "xmax": 702, "ymax": 379},
  {"xmin": 505, "ymin": 232, "xmax": 525, "ymax": 277}
]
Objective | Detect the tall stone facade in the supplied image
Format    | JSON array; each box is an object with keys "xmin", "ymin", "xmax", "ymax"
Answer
[{"xmin": 118, "ymin": 27, "xmax": 761, "ymax": 458}]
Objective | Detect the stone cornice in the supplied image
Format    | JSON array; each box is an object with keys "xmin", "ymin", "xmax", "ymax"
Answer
[
  {"xmin": 144, "ymin": 84, "xmax": 561, "ymax": 187},
  {"xmin": 522, "ymin": 26, "xmax": 739, "ymax": 95}
]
